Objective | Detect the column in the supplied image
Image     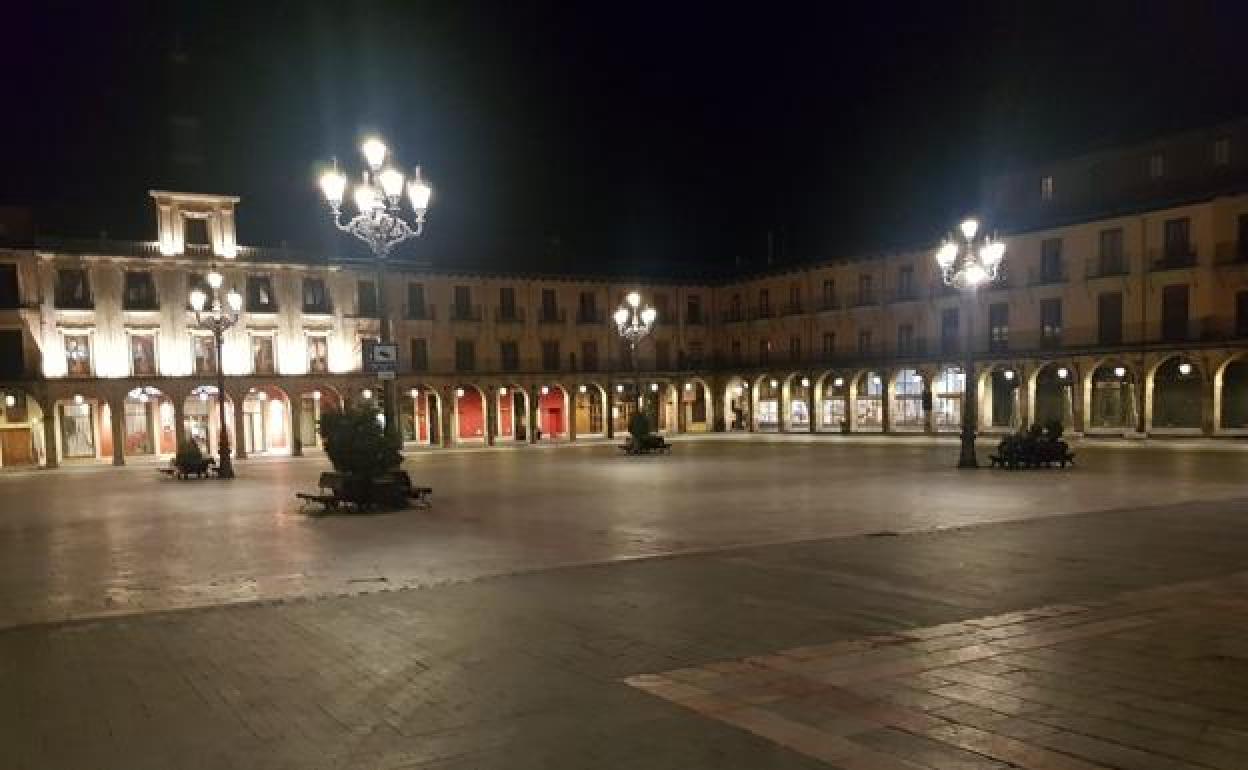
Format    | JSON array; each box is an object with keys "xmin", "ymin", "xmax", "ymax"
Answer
[
  {"xmin": 677, "ymin": 387, "xmax": 688, "ymax": 433},
  {"xmin": 808, "ymin": 377, "xmax": 817, "ymax": 434},
  {"xmin": 529, "ymin": 387, "xmax": 540, "ymax": 444},
  {"xmin": 232, "ymin": 395, "xmax": 248, "ymax": 459},
  {"xmin": 880, "ymin": 373, "xmax": 892, "ymax": 434},
  {"xmin": 173, "ymin": 397, "xmax": 187, "ymax": 451},
  {"xmin": 1202, "ymin": 375, "xmax": 1216, "ymax": 436},
  {"xmin": 486, "ymin": 387, "xmax": 497, "ymax": 447},
  {"xmin": 42, "ymin": 414, "xmax": 58, "ymax": 469},
  {"xmin": 440, "ymin": 389, "xmax": 453, "ymax": 448},
  {"xmin": 605, "ymin": 380, "xmax": 614, "ymax": 439},
  {"xmin": 110, "ymin": 399, "xmax": 125, "ymax": 466},
  {"xmin": 289, "ymin": 395, "xmax": 303, "ymax": 456}
]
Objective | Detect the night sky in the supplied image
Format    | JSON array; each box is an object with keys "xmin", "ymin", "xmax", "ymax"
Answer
[{"xmin": 5, "ymin": 1, "xmax": 1248, "ymax": 276}]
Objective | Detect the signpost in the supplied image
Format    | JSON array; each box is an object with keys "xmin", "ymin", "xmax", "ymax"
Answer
[{"xmin": 363, "ymin": 341, "xmax": 399, "ymax": 380}]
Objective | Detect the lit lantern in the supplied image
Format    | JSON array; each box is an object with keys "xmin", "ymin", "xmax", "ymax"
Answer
[
  {"xmin": 455, "ymin": 387, "xmax": 465, "ymax": 398},
  {"xmin": 361, "ymin": 389, "xmax": 373, "ymax": 399}
]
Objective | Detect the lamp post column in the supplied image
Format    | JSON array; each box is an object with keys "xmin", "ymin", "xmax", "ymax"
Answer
[
  {"xmin": 375, "ymin": 262, "xmax": 398, "ymax": 434},
  {"xmin": 958, "ymin": 294, "xmax": 978, "ymax": 469},
  {"xmin": 214, "ymin": 329, "xmax": 235, "ymax": 478}
]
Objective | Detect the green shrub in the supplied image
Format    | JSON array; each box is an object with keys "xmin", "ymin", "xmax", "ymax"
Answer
[
  {"xmin": 318, "ymin": 406, "xmax": 403, "ymax": 477},
  {"xmin": 628, "ymin": 412, "xmax": 651, "ymax": 443},
  {"xmin": 173, "ymin": 440, "xmax": 204, "ymax": 471}
]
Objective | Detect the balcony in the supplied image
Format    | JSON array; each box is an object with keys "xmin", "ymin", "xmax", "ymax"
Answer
[
  {"xmin": 721, "ymin": 309, "xmax": 746, "ymax": 323},
  {"xmin": 1028, "ymin": 267, "xmax": 1068, "ymax": 286},
  {"xmin": 752, "ymin": 307, "xmax": 775, "ymax": 321},
  {"xmin": 494, "ymin": 307, "xmax": 525, "ymax": 323},
  {"xmin": 816, "ymin": 298, "xmax": 840, "ymax": 313},
  {"xmin": 450, "ymin": 304, "xmax": 483, "ymax": 322},
  {"xmin": 576, "ymin": 308, "xmax": 604, "ymax": 325},
  {"xmin": 1150, "ymin": 248, "xmax": 1196, "ymax": 271},
  {"xmin": 302, "ymin": 302, "xmax": 333, "ymax": 315},
  {"xmin": 538, "ymin": 308, "xmax": 566, "ymax": 324},
  {"xmin": 781, "ymin": 302, "xmax": 804, "ymax": 316},
  {"xmin": 888, "ymin": 288, "xmax": 919, "ymax": 303},
  {"xmin": 850, "ymin": 292, "xmax": 878, "ymax": 308},
  {"xmin": 405, "ymin": 304, "xmax": 436, "ymax": 321},
  {"xmin": 1085, "ymin": 258, "xmax": 1130, "ymax": 279}
]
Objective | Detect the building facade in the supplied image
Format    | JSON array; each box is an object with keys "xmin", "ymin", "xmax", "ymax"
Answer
[{"xmin": 2, "ymin": 129, "xmax": 1248, "ymax": 467}]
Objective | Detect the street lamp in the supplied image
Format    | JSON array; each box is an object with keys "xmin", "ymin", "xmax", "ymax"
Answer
[
  {"xmin": 935, "ymin": 217, "xmax": 1006, "ymax": 469},
  {"xmin": 319, "ymin": 136, "xmax": 432, "ymax": 432},
  {"xmin": 189, "ymin": 267, "xmax": 242, "ymax": 478},
  {"xmin": 614, "ymin": 291, "xmax": 657, "ymax": 422}
]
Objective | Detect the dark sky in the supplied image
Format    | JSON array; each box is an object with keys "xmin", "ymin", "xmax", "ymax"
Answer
[{"xmin": 5, "ymin": 1, "xmax": 1248, "ymax": 276}]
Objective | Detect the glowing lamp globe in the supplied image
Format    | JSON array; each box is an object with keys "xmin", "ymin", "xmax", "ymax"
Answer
[
  {"xmin": 640, "ymin": 307, "xmax": 657, "ymax": 324},
  {"xmin": 613, "ymin": 307, "xmax": 629, "ymax": 325},
  {"xmin": 407, "ymin": 171, "xmax": 432, "ymax": 211},
  {"xmin": 960, "ymin": 218, "xmax": 979, "ymax": 240},
  {"xmin": 319, "ymin": 169, "xmax": 347, "ymax": 206},
  {"xmin": 378, "ymin": 168, "xmax": 405, "ymax": 199},
  {"xmin": 361, "ymin": 138, "xmax": 387, "ymax": 170}
]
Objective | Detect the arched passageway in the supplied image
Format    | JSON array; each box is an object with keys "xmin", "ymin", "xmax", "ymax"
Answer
[
  {"xmin": 723, "ymin": 377, "xmax": 750, "ymax": 431},
  {"xmin": 854, "ymin": 371, "xmax": 883, "ymax": 431},
  {"xmin": 1221, "ymin": 357, "xmax": 1248, "ymax": 430},
  {"xmin": 818, "ymin": 373, "xmax": 848, "ymax": 432},
  {"xmin": 932, "ymin": 366, "xmax": 964, "ymax": 432},
  {"xmin": 537, "ymin": 384, "xmax": 568, "ymax": 439},
  {"xmin": 891, "ymin": 368, "xmax": 924, "ymax": 431},
  {"xmin": 679, "ymin": 379, "xmax": 712, "ymax": 432},
  {"xmin": 574, "ymin": 383, "xmax": 607, "ymax": 436},
  {"xmin": 755, "ymin": 376, "xmax": 781, "ymax": 431},
  {"xmin": 0, "ymin": 388, "xmax": 47, "ymax": 466},
  {"xmin": 299, "ymin": 386, "xmax": 343, "ymax": 449},
  {"xmin": 242, "ymin": 385, "xmax": 291, "ymax": 455},
  {"xmin": 785, "ymin": 375, "xmax": 812, "ymax": 431},
  {"xmin": 1151, "ymin": 357, "xmax": 1202, "ymax": 431},
  {"xmin": 494, "ymin": 385, "xmax": 528, "ymax": 442},
  {"xmin": 1088, "ymin": 363, "xmax": 1138, "ymax": 432},
  {"xmin": 122, "ymin": 386, "xmax": 176, "ymax": 457},
  {"xmin": 184, "ymin": 386, "xmax": 234, "ymax": 456},
  {"xmin": 985, "ymin": 367, "xmax": 1021, "ymax": 430},
  {"xmin": 454, "ymin": 385, "xmax": 487, "ymax": 442},
  {"xmin": 1033, "ymin": 364, "xmax": 1074, "ymax": 429}
]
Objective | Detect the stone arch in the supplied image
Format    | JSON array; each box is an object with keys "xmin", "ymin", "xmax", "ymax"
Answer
[
  {"xmin": 1029, "ymin": 361, "xmax": 1077, "ymax": 431},
  {"xmin": 782, "ymin": 372, "xmax": 813, "ymax": 432},
  {"xmin": 493, "ymin": 384, "xmax": 529, "ymax": 442},
  {"xmin": 852, "ymin": 369, "xmax": 885, "ymax": 432},
  {"xmin": 536, "ymin": 383, "xmax": 570, "ymax": 439},
  {"xmin": 753, "ymin": 374, "xmax": 782, "ymax": 431},
  {"xmin": 981, "ymin": 364, "xmax": 1023, "ymax": 431},
  {"xmin": 240, "ymin": 384, "xmax": 292, "ymax": 455},
  {"xmin": 452, "ymin": 383, "xmax": 489, "ymax": 443},
  {"xmin": 1216, "ymin": 352, "xmax": 1248, "ymax": 433},
  {"xmin": 120, "ymin": 385, "xmax": 178, "ymax": 458},
  {"xmin": 1146, "ymin": 355, "xmax": 1204, "ymax": 433},
  {"xmin": 890, "ymin": 367, "xmax": 926, "ymax": 432},
  {"xmin": 182, "ymin": 384, "xmax": 236, "ymax": 458},
  {"xmin": 47, "ymin": 384, "xmax": 112, "ymax": 464},
  {"xmin": 1084, "ymin": 359, "xmax": 1140, "ymax": 434},
  {"xmin": 676, "ymin": 377, "xmax": 714, "ymax": 433},
  {"xmin": 573, "ymin": 381, "xmax": 609, "ymax": 437},
  {"xmin": 931, "ymin": 364, "xmax": 967, "ymax": 433},
  {"xmin": 815, "ymin": 370, "xmax": 849, "ymax": 432},
  {"xmin": 292, "ymin": 384, "xmax": 345, "ymax": 450},
  {"xmin": 0, "ymin": 385, "xmax": 49, "ymax": 467},
  {"xmin": 722, "ymin": 376, "xmax": 751, "ymax": 432}
]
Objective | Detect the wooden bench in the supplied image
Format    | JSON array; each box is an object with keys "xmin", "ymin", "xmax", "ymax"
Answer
[
  {"xmin": 158, "ymin": 457, "xmax": 217, "ymax": 479},
  {"xmin": 618, "ymin": 435, "xmax": 673, "ymax": 455},
  {"xmin": 296, "ymin": 471, "xmax": 432, "ymax": 512}
]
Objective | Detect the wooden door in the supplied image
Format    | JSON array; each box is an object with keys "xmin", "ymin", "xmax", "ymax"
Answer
[{"xmin": 1, "ymin": 428, "xmax": 34, "ymax": 466}]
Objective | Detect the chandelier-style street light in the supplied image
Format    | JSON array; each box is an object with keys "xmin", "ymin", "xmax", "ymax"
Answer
[
  {"xmin": 319, "ymin": 137, "xmax": 433, "ymax": 431},
  {"xmin": 935, "ymin": 218, "xmax": 1007, "ymax": 468},
  {"xmin": 614, "ymin": 291, "xmax": 658, "ymax": 412},
  {"xmin": 189, "ymin": 268, "xmax": 242, "ymax": 479}
]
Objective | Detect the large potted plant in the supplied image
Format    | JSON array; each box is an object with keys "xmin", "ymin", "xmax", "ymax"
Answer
[{"xmin": 317, "ymin": 406, "xmax": 405, "ymax": 507}]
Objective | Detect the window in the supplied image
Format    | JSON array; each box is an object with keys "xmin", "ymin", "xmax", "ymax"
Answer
[
  {"xmin": 1040, "ymin": 175, "xmax": 1054, "ymax": 200},
  {"xmin": 897, "ymin": 324, "xmax": 914, "ymax": 355},
  {"xmin": 456, "ymin": 340, "xmax": 476, "ymax": 372},
  {"xmin": 0, "ymin": 330, "xmax": 22, "ymax": 378},
  {"xmin": 1098, "ymin": 292, "xmax": 1123, "ymax": 346},
  {"xmin": 499, "ymin": 341, "xmax": 518, "ymax": 371},
  {"xmin": 731, "ymin": 339, "xmax": 742, "ymax": 364},
  {"xmin": 1040, "ymin": 299, "xmax": 1062, "ymax": 347},
  {"xmin": 789, "ymin": 336, "xmax": 800, "ymax": 362},
  {"xmin": 55, "ymin": 268, "xmax": 92, "ymax": 309},
  {"xmin": 246, "ymin": 275, "xmax": 277, "ymax": 313},
  {"xmin": 686, "ymin": 295, "xmax": 702, "ymax": 324},
  {"xmin": 857, "ymin": 329, "xmax": 872, "ymax": 355},
  {"xmin": 123, "ymin": 271, "xmax": 158, "ymax": 310},
  {"xmin": 730, "ymin": 293, "xmax": 742, "ymax": 319},
  {"xmin": 1163, "ymin": 218, "xmax": 1192, "ymax": 262},
  {"xmin": 453, "ymin": 286, "xmax": 472, "ymax": 319},
  {"xmin": 655, "ymin": 340, "xmax": 670, "ymax": 369},
  {"xmin": 581, "ymin": 340, "xmax": 598, "ymax": 371},
  {"xmin": 989, "ymin": 303, "xmax": 1009, "ymax": 352},
  {"xmin": 1161, "ymin": 284, "xmax": 1189, "ymax": 342},
  {"xmin": 758, "ymin": 289, "xmax": 770, "ymax": 317},
  {"xmin": 577, "ymin": 291, "xmax": 598, "ymax": 323},
  {"xmin": 1237, "ymin": 291, "xmax": 1248, "ymax": 337},
  {"xmin": 356, "ymin": 280, "xmax": 377, "ymax": 317},
  {"xmin": 306, "ymin": 336, "xmax": 329, "ymax": 374},
  {"xmin": 192, "ymin": 334, "xmax": 217, "ymax": 375},
  {"xmin": 1148, "ymin": 153, "xmax": 1165, "ymax": 179},
  {"xmin": 541, "ymin": 340, "xmax": 559, "ymax": 371},
  {"xmin": 1098, "ymin": 228, "xmax": 1125, "ymax": 275},
  {"xmin": 1215, "ymin": 137, "xmax": 1231, "ymax": 166},
  {"xmin": 1040, "ymin": 238, "xmax": 1063, "ymax": 282},
  {"xmin": 129, "ymin": 333, "xmax": 157, "ymax": 376},
  {"xmin": 251, "ymin": 335, "xmax": 275, "ymax": 374},
  {"xmin": 822, "ymin": 332, "xmax": 835, "ymax": 358},
  {"xmin": 941, "ymin": 308, "xmax": 960, "ymax": 353},
  {"xmin": 897, "ymin": 266, "xmax": 914, "ymax": 299},
  {"xmin": 411, "ymin": 338, "xmax": 428, "ymax": 372},
  {"xmin": 686, "ymin": 340, "xmax": 703, "ymax": 366},
  {"xmin": 499, "ymin": 287, "xmax": 516, "ymax": 320},
  {"xmin": 0, "ymin": 264, "xmax": 17, "ymax": 308},
  {"xmin": 788, "ymin": 284, "xmax": 801, "ymax": 313},
  {"xmin": 541, "ymin": 289, "xmax": 558, "ymax": 322},
  {"xmin": 858, "ymin": 274, "xmax": 874, "ymax": 305},
  {"xmin": 185, "ymin": 218, "xmax": 210, "ymax": 245},
  {"xmin": 821, "ymin": 279, "xmax": 836, "ymax": 309},
  {"xmin": 302, "ymin": 277, "xmax": 331, "ymax": 314},
  {"xmin": 408, "ymin": 283, "xmax": 428, "ymax": 319}
]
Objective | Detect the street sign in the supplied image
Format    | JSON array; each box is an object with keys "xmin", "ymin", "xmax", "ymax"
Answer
[{"xmin": 363, "ymin": 341, "xmax": 399, "ymax": 375}]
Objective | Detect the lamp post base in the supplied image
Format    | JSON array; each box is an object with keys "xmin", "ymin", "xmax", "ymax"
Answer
[{"xmin": 217, "ymin": 447, "xmax": 235, "ymax": 479}]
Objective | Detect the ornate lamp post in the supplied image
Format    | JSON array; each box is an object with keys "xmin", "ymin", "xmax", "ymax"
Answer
[
  {"xmin": 319, "ymin": 137, "xmax": 432, "ymax": 431},
  {"xmin": 613, "ymin": 291, "xmax": 658, "ymax": 422},
  {"xmin": 935, "ymin": 218, "xmax": 1006, "ymax": 468},
  {"xmin": 189, "ymin": 268, "xmax": 242, "ymax": 478}
]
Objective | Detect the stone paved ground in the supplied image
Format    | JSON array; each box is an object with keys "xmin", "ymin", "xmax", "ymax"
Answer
[
  {"xmin": 2, "ymin": 439, "xmax": 1247, "ymax": 628},
  {"xmin": 5, "ymin": 494, "xmax": 1248, "ymax": 769}
]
